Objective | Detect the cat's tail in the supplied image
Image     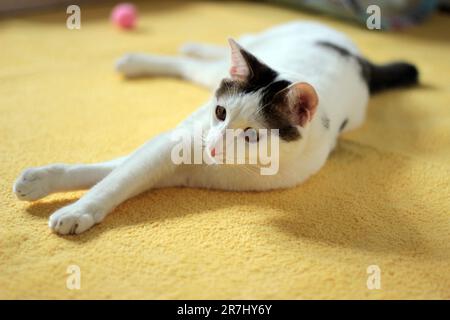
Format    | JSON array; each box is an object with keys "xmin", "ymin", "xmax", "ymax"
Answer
[{"xmin": 367, "ymin": 61, "xmax": 419, "ymax": 94}]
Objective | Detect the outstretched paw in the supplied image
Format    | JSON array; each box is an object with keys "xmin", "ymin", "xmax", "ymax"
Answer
[
  {"xmin": 13, "ymin": 166, "xmax": 63, "ymax": 201},
  {"xmin": 49, "ymin": 202, "xmax": 101, "ymax": 235}
]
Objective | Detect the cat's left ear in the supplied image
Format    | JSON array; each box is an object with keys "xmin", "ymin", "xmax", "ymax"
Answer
[
  {"xmin": 279, "ymin": 82, "xmax": 319, "ymax": 127},
  {"xmin": 228, "ymin": 38, "xmax": 274, "ymax": 83}
]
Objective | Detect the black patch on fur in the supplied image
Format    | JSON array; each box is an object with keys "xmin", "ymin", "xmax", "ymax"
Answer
[
  {"xmin": 260, "ymin": 80, "xmax": 292, "ymax": 108},
  {"xmin": 316, "ymin": 41, "xmax": 419, "ymax": 94},
  {"xmin": 261, "ymin": 102, "xmax": 301, "ymax": 142},
  {"xmin": 317, "ymin": 41, "xmax": 352, "ymax": 57},
  {"xmin": 238, "ymin": 49, "xmax": 279, "ymax": 93},
  {"xmin": 278, "ymin": 126, "xmax": 302, "ymax": 141},
  {"xmin": 317, "ymin": 41, "xmax": 370, "ymax": 85},
  {"xmin": 321, "ymin": 115, "xmax": 330, "ymax": 129},
  {"xmin": 356, "ymin": 58, "xmax": 372, "ymax": 84},
  {"xmin": 259, "ymin": 80, "xmax": 303, "ymax": 142},
  {"xmin": 339, "ymin": 118, "xmax": 348, "ymax": 132}
]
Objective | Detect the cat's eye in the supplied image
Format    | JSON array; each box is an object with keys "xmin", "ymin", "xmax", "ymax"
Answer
[
  {"xmin": 215, "ymin": 105, "xmax": 226, "ymax": 121},
  {"xmin": 244, "ymin": 127, "xmax": 259, "ymax": 143}
]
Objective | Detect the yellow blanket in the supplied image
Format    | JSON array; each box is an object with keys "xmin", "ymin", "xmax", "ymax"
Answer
[{"xmin": 1, "ymin": 1, "xmax": 449, "ymax": 299}]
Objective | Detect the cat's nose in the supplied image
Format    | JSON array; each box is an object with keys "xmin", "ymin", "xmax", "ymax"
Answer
[{"xmin": 211, "ymin": 148, "xmax": 216, "ymax": 157}]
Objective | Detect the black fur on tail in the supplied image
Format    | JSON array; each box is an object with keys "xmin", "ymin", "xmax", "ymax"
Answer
[
  {"xmin": 366, "ymin": 61, "xmax": 419, "ymax": 94},
  {"xmin": 316, "ymin": 40, "xmax": 419, "ymax": 95}
]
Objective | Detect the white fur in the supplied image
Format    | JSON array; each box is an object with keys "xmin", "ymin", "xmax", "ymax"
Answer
[{"xmin": 13, "ymin": 22, "xmax": 369, "ymax": 234}]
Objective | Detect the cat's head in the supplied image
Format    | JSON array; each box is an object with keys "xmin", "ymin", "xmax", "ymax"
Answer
[{"xmin": 205, "ymin": 39, "xmax": 318, "ymax": 164}]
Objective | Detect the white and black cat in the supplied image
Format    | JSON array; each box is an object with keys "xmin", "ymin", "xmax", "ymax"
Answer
[{"xmin": 13, "ymin": 22, "xmax": 418, "ymax": 234}]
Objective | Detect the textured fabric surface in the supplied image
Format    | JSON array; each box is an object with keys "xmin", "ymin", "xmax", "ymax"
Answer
[{"xmin": 0, "ymin": 1, "xmax": 449, "ymax": 299}]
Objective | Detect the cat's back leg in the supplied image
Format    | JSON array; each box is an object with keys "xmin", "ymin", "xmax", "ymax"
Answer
[
  {"xmin": 116, "ymin": 53, "xmax": 226, "ymax": 90},
  {"xmin": 179, "ymin": 42, "xmax": 227, "ymax": 60}
]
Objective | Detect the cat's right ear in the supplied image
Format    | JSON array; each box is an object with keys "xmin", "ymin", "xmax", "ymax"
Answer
[
  {"xmin": 275, "ymin": 82, "xmax": 319, "ymax": 127},
  {"xmin": 228, "ymin": 38, "xmax": 251, "ymax": 82}
]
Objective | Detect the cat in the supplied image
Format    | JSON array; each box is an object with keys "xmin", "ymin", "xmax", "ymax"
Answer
[{"xmin": 13, "ymin": 21, "xmax": 418, "ymax": 235}]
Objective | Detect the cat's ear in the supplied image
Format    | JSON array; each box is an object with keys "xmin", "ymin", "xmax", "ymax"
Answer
[
  {"xmin": 228, "ymin": 38, "xmax": 275, "ymax": 83},
  {"xmin": 279, "ymin": 82, "xmax": 319, "ymax": 127},
  {"xmin": 228, "ymin": 38, "xmax": 251, "ymax": 81}
]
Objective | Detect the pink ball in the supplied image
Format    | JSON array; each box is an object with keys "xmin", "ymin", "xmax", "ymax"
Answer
[{"xmin": 111, "ymin": 3, "xmax": 137, "ymax": 29}]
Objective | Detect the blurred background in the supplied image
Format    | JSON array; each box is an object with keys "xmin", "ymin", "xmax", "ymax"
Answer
[{"xmin": 1, "ymin": 0, "xmax": 450, "ymax": 29}]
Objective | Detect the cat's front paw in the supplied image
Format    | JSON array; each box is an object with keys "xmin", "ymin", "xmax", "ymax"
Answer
[
  {"xmin": 13, "ymin": 166, "xmax": 62, "ymax": 201},
  {"xmin": 48, "ymin": 201, "xmax": 102, "ymax": 235}
]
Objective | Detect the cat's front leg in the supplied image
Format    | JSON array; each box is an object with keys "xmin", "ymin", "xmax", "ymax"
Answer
[
  {"xmin": 13, "ymin": 157, "xmax": 126, "ymax": 201},
  {"xmin": 14, "ymin": 164, "xmax": 68, "ymax": 201},
  {"xmin": 48, "ymin": 131, "xmax": 182, "ymax": 235}
]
